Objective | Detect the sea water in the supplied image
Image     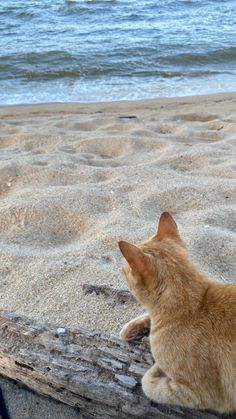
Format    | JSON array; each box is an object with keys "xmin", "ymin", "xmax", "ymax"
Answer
[{"xmin": 0, "ymin": 0, "xmax": 236, "ymax": 104}]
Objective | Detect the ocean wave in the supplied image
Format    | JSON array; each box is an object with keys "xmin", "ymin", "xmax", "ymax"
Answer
[
  {"xmin": 0, "ymin": 65, "xmax": 231, "ymax": 82},
  {"xmin": 0, "ymin": 47, "xmax": 235, "ymax": 82},
  {"xmin": 0, "ymin": 6, "xmax": 36, "ymax": 18},
  {"xmin": 159, "ymin": 47, "xmax": 236, "ymax": 66}
]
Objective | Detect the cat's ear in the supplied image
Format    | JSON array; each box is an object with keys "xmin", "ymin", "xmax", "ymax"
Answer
[
  {"xmin": 118, "ymin": 241, "xmax": 150, "ymax": 274},
  {"xmin": 155, "ymin": 212, "xmax": 180, "ymax": 240}
]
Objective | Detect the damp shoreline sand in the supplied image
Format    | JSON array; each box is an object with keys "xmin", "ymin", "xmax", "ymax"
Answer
[{"xmin": 0, "ymin": 92, "xmax": 235, "ymax": 335}]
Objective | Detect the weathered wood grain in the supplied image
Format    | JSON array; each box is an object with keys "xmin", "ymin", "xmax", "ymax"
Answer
[{"xmin": 0, "ymin": 311, "xmax": 231, "ymax": 419}]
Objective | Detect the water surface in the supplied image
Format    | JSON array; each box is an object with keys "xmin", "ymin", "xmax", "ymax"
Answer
[{"xmin": 0, "ymin": 0, "xmax": 236, "ymax": 104}]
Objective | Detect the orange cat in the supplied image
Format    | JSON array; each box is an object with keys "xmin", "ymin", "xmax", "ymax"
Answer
[{"xmin": 119, "ymin": 212, "xmax": 236, "ymax": 413}]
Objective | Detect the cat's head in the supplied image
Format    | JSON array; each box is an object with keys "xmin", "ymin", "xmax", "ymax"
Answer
[{"xmin": 118, "ymin": 212, "xmax": 186, "ymax": 308}]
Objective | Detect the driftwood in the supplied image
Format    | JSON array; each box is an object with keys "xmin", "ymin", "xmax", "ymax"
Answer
[{"xmin": 0, "ymin": 311, "xmax": 231, "ymax": 419}]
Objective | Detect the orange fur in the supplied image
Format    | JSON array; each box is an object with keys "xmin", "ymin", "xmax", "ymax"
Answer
[{"xmin": 119, "ymin": 212, "xmax": 236, "ymax": 413}]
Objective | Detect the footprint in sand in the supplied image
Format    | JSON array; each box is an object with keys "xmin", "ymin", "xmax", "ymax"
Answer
[
  {"xmin": 0, "ymin": 203, "xmax": 90, "ymax": 250},
  {"xmin": 176, "ymin": 113, "xmax": 218, "ymax": 122},
  {"xmin": 199, "ymin": 131, "xmax": 223, "ymax": 141},
  {"xmin": 205, "ymin": 119, "xmax": 225, "ymax": 131},
  {"xmin": 75, "ymin": 137, "xmax": 133, "ymax": 167},
  {"xmin": 23, "ymin": 135, "xmax": 62, "ymax": 152},
  {"xmin": 78, "ymin": 152, "xmax": 114, "ymax": 167},
  {"xmin": 70, "ymin": 119, "xmax": 107, "ymax": 132}
]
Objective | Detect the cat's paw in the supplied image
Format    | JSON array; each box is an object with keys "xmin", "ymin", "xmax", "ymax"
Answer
[{"xmin": 120, "ymin": 319, "xmax": 150, "ymax": 341}]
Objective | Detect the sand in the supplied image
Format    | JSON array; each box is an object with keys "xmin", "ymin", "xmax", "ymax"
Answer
[
  {"xmin": 0, "ymin": 375, "xmax": 81, "ymax": 419},
  {"xmin": 0, "ymin": 93, "xmax": 235, "ymax": 335}
]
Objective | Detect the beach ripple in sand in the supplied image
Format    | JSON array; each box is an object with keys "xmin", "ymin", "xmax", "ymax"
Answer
[{"xmin": 0, "ymin": 94, "xmax": 235, "ymax": 333}]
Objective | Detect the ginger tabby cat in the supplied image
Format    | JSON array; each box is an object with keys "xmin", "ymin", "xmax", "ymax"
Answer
[{"xmin": 119, "ymin": 212, "xmax": 236, "ymax": 413}]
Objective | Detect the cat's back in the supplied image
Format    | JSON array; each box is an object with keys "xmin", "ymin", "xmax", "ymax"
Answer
[
  {"xmin": 201, "ymin": 281, "xmax": 236, "ymax": 351},
  {"xmin": 204, "ymin": 282, "xmax": 236, "ymax": 326},
  {"xmin": 180, "ymin": 282, "xmax": 236, "ymax": 410},
  {"xmin": 205, "ymin": 283, "xmax": 236, "ymax": 411}
]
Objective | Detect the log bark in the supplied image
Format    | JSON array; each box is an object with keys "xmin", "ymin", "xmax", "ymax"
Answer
[{"xmin": 0, "ymin": 311, "xmax": 230, "ymax": 419}]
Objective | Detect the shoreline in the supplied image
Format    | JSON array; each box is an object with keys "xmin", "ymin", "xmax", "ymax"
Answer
[{"xmin": 1, "ymin": 91, "xmax": 236, "ymax": 114}]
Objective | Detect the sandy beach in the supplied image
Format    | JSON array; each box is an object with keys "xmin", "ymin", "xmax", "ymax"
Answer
[{"xmin": 0, "ymin": 92, "xmax": 235, "ymax": 335}]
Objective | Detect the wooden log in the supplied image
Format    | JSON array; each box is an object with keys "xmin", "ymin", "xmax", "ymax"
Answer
[{"xmin": 0, "ymin": 311, "xmax": 230, "ymax": 419}]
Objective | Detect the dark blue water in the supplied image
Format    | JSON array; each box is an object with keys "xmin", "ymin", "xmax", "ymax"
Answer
[{"xmin": 0, "ymin": 0, "xmax": 236, "ymax": 104}]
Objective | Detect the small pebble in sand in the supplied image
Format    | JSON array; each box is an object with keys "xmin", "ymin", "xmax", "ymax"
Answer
[{"xmin": 56, "ymin": 327, "xmax": 66, "ymax": 335}]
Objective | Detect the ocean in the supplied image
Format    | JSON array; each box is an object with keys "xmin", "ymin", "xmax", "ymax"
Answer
[{"xmin": 0, "ymin": 0, "xmax": 236, "ymax": 104}]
